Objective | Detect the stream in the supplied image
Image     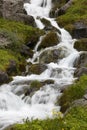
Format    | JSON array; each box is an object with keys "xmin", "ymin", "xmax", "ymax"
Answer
[{"xmin": 0, "ymin": 0, "xmax": 80, "ymax": 129}]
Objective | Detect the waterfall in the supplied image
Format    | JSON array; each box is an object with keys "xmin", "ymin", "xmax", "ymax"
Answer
[{"xmin": 0, "ymin": 0, "xmax": 80, "ymax": 129}]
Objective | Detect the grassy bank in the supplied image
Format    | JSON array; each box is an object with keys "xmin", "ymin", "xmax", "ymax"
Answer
[
  {"xmin": 57, "ymin": 0, "xmax": 87, "ymax": 32},
  {"xmin": 0, "ymin": 18, "xmax": 43, "ymax": 73},
  {"xmin": 7, "ymin": 106, "xmax": 87, "ymax": 130}
]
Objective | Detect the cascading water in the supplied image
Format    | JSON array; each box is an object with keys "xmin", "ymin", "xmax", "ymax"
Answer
[{"xmin": 0, "ymin": 0, "xmax": 80, "ymax": 129}]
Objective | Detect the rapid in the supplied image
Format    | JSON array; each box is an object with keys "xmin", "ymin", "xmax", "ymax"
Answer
[{"xmin": 0, "ymin": 0, "xmax": 79, "ymax": 129}]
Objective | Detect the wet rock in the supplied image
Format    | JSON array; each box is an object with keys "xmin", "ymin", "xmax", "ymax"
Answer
[
  {"xmin": 20, "ymin": 44, "xmax": 33, "ymax": 58},
  {"xmin": 39, "ymin": 47, "xmax": 69, "ymax": 64},
  {"xmin": 6, "ymin": 60, "xmax": 17, "ymax": 76},
  {"xmin": 0, "ymin": 71, "xmax": 9, "ymax": 84},
  {"xmin": 74, "ymin": 52, "xmax": 87, "ymax": 68},
  {"xmin": 41, "ymin": 79, "xmax": 54, "ymax": 85},
  {"xmin": 38, "ymin": 31, "xmax": 60, "ymax": 50},
  {"xmin": 74, "ymin": 67, "xmax": 87, "ymax": 78},
  {"xmin": 28, "ymin": 63, "xmax": 47, "ymax": 75},
  {"xmin": 72, "ymin": 22, "xmax": 87, "ymax": 39},
  {"xmin": 74, "ymin": 38, "xmax": 87, "ymax": 51}
]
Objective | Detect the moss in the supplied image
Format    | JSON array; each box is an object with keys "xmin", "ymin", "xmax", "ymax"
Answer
[
  {"xmin": 41, "ymin": 18, "xmax": 51, "ymax": 27},
  {"xmin": 0, "ymin": 49, "xmax": 25, "ymax": 74},
  {"xmin": 0, "ymin": 18, "xmax": 44, "ymax": 74},
  {"xmin": 59, "ymin": 75, "xmax": 87, "ymax": 112},
  {"xmin": 74, "ymin": 38, "xmax": 87, "ymax": 51},
  {"xmin": 7, "ymin": 106, "xmax": 87, "ymax": 130},
  {"xmin": 0, "ymin": 18, "xmax": 44, "ymax": 46},
  {"xmin": 30, "ymin": 80, "xmax": 42, "ymax": 89},
  {"xmin": 57, "ymin": 0, "xmax": 87, "ymax": 32},
  {"xmin": 39, "ymin": 31, "xmax": 59, "ymax": 49}
]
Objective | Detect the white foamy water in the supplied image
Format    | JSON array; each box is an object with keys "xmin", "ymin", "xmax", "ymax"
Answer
[{"xmin": 0, "ymin": 0, "xmax": 80, "ymax": 129}]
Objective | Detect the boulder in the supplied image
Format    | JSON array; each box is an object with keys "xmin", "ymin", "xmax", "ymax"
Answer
[
  {"xmin": 0, "ymin": 0, "xmax": 35, "ymax": 26},
  {"xmin": 74, "ymin": 52, "xmax": 87, "ymax": 68},
  {"xmin": 38, "ymin": 31, "xmax": 60, "ymax": 50},
  {"xmin": 0, "ymin": 71, "xmax": 9, "ymax": 84},
  {"xmin": 2, "ymin": 0, "xmax": 24, "ymax": 18},
  {"xmin": 74, "ymin": 67, "xmax": 87, "ymax": 78},
  {"xmin": 6, "ymin": 60, "xmax": 17, "ymax": 75},
  {"xmin": 74, "ymin": 38, "xmax": 87, "ymax": 51},
  {"xmin": 28, "ymin": 63, "xmax": 47, "ymax": 75},
  {"xmin": 72, "ymin": 22, "xmax": 87, "ymax": 39},
  {"xmin": 20, "ymin": 44, "xmax": 33, "ymax": 58},
  {"xmin": 39, "ymin": 46, "xmax": 69, "ymax": 64}
]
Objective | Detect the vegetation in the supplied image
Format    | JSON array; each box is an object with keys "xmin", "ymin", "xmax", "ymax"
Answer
[
  {"xmin": 39, "ymin": 31, "xmax": 59, "ymax": 49},
  {"xmin": 7, "ymin": 106, "xmax": 87, "ymax": 130},
  {"xmin": 74, "ymin": 38, "xmax": 87, "ymax": 51},
  {"xmin": 0, "ymin": 18, "xmax": 43, "ymax": 73},
  {"xmin": 30, "ymin": 80, "xmax": 42, "ymax": 89},
  {"xmin": 57, "ymin": 0, "xmax": 87, "ymax": 32},
  {"xmin": 59, "ymin": 75, "xmax": 87, "ymax": 112}
]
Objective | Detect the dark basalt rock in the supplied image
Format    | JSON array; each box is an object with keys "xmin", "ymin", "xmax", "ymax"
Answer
[{"xmin": 0, "ymin": 71, "xmax": 9, "ymax": 84}]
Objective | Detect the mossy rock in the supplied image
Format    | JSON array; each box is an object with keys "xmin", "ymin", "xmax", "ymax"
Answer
[
  {"xmin": 28, "ymin": 63, "xmax": 47, "ymax": 75},
  {"xmin": 39, "ymin": 46, "xmax": 69, "ymax": 64},
  {"xmin": 74, "ymin": 38, "xmax": 87, "ymax": 51},
  {"xmin": 59, "ymin": 75, "xmax": 87, "ymax": 113},
  {"xmin": 38, "ymin": 31, "xmax": 59, "ymax": 50},
  {"xmin": 56, "ymin": 0, "xmax": 87, "ymax": 38}
]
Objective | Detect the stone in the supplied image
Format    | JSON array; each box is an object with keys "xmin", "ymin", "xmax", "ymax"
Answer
[
  {"xmin": 72, "ymin": 22, "xmax": 87, "ymax": 39},
  {"xmin": 0, "ymin": 71, "xmax": 9, "ymax": 84},
  {"xmin": 38, "ymin": 31, "xmax": 60, "ymax": 50},
  {"xmin": 0, "ymin": 0, "xmax": 35, "ymax": 26},
  {"xmin": 74, "ymin": 38, "xmax": 87, "ymax": 51},
  {"xmin": 74, "ymin": 67, "xmax": 87, "ymax": 78},
  {"xmin": 74, "ymin": 52, "xmax": 87, "ymax": 68},
  {"xmin": 84, "ymin": 94, "xmax": 87, "ymax": 100},
  {"xmin": 6, "ymin": 60, "xmax": 17, "ymax": 75},
  {"xmin": 20, "ymin": 44, "xmax": 33, "ymax": 58},
  {"xmin": 28, "ymin": 63, "xmax": 47, "ymax": 75},
  {"xmin": 39, "ymin": 46, "xmax": 69, "ymax": 64}
]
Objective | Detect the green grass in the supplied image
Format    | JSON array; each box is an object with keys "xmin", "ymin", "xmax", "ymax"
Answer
[
  {"xmin": 0, "ymin": 18, "xmax": 43, "ymax": 73},
  {"xmin": 0, "ymin": 18, "xmax": 43, "ymax": 45},
  {"xmin": 57, "ymin": 0, "xmax": 87, "ymax": 31},
  {"xmin": 59, "ymin": 75, "xmax": 87, "ymax": 112}
]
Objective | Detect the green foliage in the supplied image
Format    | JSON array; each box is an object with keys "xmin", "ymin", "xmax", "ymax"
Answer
[
  {"xmin": 30, "ymin": 80, "xmax": 42, "ymax": 89},
  {"xmin": 0, "ymin": 18, "xmax": 43, "ymax": 45},
  {"xmin": 59, "ymin": 75, "xmax": 87, "ymax": 112},
  {"xmin": 57, "ymin": 0, "xmax": 87, "ymax": 31},
  {"xmin": 0, "ymin": 49, "xmax": 18, "ymax": 70},
  {"xmin": 7, "ymin": 106, "xmax": 87, "ymax": 130},
  {"xmin": 0, "ymin": 18, "xmax": 43, "ymax": 73}
]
